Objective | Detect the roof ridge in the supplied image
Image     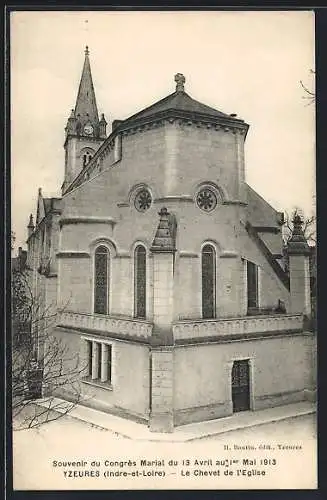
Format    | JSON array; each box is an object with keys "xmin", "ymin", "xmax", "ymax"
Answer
[
  {"xmin": 122, "ymin": 89, "xmax": 235, "ymax": 125},
  {"xmin": 187, "ymin": 95, "xmax": 231, "ymax": 118},
  {"xmin": 124, "ymin": 91, "xmax": 178, "ymax": 123}
]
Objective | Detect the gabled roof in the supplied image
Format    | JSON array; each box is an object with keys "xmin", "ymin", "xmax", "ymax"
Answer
[
  {"xmin": 124, "ymin": 90, "xmax": 235, "ymax": 125},
  {"xmin": 43, "ymin": 198, "xmax": 52, "ymax": 215},
  {"xmin": 35, "ymin": 189, "xmax": 62, "ymax": 226}
]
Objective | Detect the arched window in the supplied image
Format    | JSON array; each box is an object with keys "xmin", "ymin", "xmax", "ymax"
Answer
[
  {"xmin": 83, "ymin": 151, "xmax": 93, "ymax": 167},
  {"xmin": 202, "ymin": 244, "xmax": 216, "ymax": 319},
  {"xmin": 247, "ymin": 260, "xmax": 259, "ymax": 311},
  {"xmin": 94, "ymin": 246, "xmax": 109, "ymax": 315},
  {"xmin": 134, "ymin": 245, "xmax": 146, "ymax": 318}
]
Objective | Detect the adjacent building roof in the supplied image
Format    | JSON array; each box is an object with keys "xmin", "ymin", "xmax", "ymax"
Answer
[
  {"xmin": 12, "ymin": 248, "xmax": 27, "ymax": 272},
  {"xmin": 31, "ymin": 188, "xmax": 62, "ymax": 239}
]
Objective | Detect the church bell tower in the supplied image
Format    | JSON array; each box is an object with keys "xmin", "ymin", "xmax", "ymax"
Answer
[{"xmin": 62, "ymin": 46, "xmax": 108, "ymax": 194}]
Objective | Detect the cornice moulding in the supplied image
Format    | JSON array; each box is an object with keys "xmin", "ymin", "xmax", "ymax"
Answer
[
  {"xmin": 59, "ymin": 217, "xmax": 116, "ymax": 228},
  {"xmin": 253, "ymin": 226, "xmax": 281, "ymax": 234},
  {"xmin": 56, "ymin": 252, "xmax": 90, "ymax": 258},
  {"xmin": 154, "ymin": 196, "xmax": 194, "ymax": 204},
  {"xmin": 220, "ymin": 251, "xmax": 239, "ymax": 258},
  {"xmin": 179, "ymin": 252, "xmax": 199, "ymax": 258}
]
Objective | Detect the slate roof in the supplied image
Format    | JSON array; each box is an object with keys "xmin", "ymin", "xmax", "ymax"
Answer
[
  {"xmin": 42, "ymin": 198, "xmax": 62, "ymax": 217},
  {"xmin": 35, "ymin": 194, "xmax": 62, "ymax": 230},
  {"xmin": 74, "ymin": 47, "xmax": 99, "ymax": 128},
  {"xmin": 123, "ymin": 90, "xmax": 244, "ymax": 126},
  {"xmin": 43, "ymin": 198, "xmax": 52, "ymax": 215},
  {"xmin": 246, "ymin": 184, "xmax": 282, "ymax": 228}
]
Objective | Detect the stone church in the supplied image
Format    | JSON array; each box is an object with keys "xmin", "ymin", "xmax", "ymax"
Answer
[{"xmin": 25, "ymin": 47, "xmax": 316, "ymax": 432}]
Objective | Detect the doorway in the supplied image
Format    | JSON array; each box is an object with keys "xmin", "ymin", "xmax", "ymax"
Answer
[{"xmin": 232, "ymin": 359, "xmax": 250, "ymax": 412}]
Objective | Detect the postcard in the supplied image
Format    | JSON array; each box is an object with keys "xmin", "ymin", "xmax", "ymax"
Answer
[{"xmin": 10, "ymin": 9, "xmax": 316, "ymax": 491}]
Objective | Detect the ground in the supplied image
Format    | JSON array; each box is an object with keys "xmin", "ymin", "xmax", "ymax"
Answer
[{"xmin": 12, "ymin": 412, "xmax": 317, "ymax": 490}]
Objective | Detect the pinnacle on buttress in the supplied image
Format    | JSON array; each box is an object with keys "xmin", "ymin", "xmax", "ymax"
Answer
[
  {"xmin": 27, "ymin": 213, "xmax": 34, "ymax": 237},
  {"xmin": 65, "ymin": 108, "xmax": 77, "ymax": 134},
  {"xmin": 99, "ymin": 112, "xmax": 107, "ymax": 138},
  {"xmin": 287, "ymin": 214, "xmax": 311, "ymax": 256},
  {"xmin": 27, "ymin": 213, "xmax": 34, "ymax": 228},
  {"xmin": 151, "ymin": 207, "xmax": 177, "ymax": 252}
]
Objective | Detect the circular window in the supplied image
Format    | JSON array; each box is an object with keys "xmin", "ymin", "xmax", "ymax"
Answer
[
  {"xmin": 196, "ymin": 188, "xmax": 217, "ymax": 212},
  {"xmin": 134, "ymin": 189, "xmax": 152, "ymax": 212}
]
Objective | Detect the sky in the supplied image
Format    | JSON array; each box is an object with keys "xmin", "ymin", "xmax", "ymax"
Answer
[{"xmin": 11, "ymin": 10, "xmax": 315, "ymax": 250}]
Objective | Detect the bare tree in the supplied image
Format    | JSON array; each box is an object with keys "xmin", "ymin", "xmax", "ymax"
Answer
[
  {"xmin": 11, "ymin": 231, "xmax": 16, "ymax": 253},
  {"xmin": 282, "ymin": 207, "xmax": 316, "ymax": 246},
  {"xmin": 12, "ymin": 268, "xmax": 86, "ymax": 430},
  {"xmin": 300, "ymin": 69, "xmax": 315, "ymax": 105}
]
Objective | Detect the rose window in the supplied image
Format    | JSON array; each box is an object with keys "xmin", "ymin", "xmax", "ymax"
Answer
[
  {"xmin": 196, "ymin": 188, "xmax": 217, "ymax": 212},
  {"xmin": 134, "ymin": 189, "xmax": 152, "ymax": 212}
]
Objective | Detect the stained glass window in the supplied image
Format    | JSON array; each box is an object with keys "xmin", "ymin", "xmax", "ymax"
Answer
[
  {"xmin": 134, "ymin": 245, "xmax": 146, "ymax": 318},
  {"xmin": 134, "ymin": 189, "xmax": 152, "ymax": 212},
  {"xmin": 247, "ymin": 261, "xmax": 258, "ymax": 309},
  {"xmin": 94, "ymin": 246, "xmax": 109, "ymax": 315},
  {"xmin": 202, "ymin": 244, "xmax": 216, "ymax": 319},
  {"xmin": 197, "ymin": 188, "xmax": 217, "ymax": 212}
]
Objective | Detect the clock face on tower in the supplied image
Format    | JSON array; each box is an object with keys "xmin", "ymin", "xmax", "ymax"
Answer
[{"xmin": 83, "ymin": 124, "xmax": 94, "ymax": 135}]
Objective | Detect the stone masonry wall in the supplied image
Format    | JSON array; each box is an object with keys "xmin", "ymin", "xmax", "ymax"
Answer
[
  {"xmin": 53, "ymin": 327, "xmax": 150, "ymax": 419},
  {"xmin": 58, "ymin": 122, "xmax": 290, "ymax": 319},
  {"xmin": 174, "ymin": 333, "xmax": 315, "ymax": 424}
]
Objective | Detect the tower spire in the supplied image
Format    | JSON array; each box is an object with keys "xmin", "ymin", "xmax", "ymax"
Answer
[
  {"xmin": 62, "ymin": 47, "xmax": 108, "ymax": 195},
  {"xmin": 74, "ymin": 45, "xmax": 100, "ymax": 134}
]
